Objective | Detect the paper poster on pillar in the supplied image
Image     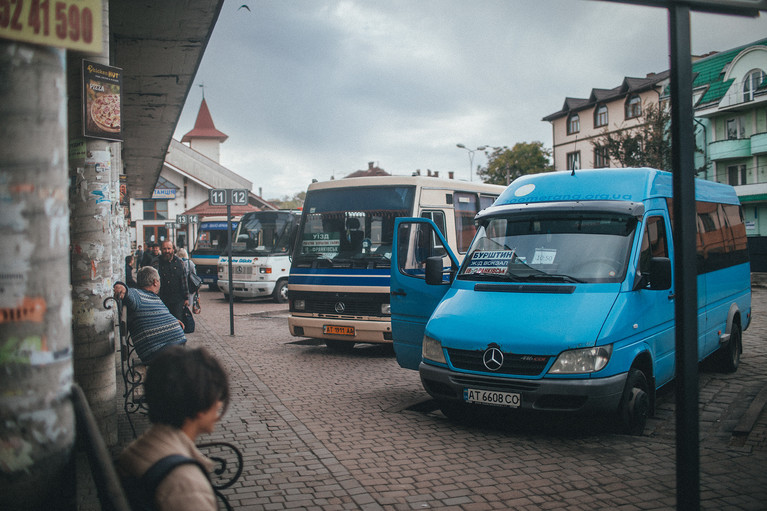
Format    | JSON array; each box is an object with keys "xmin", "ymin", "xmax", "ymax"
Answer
[{"xmin": 82, "ymin": 60, "xmax": 123, "ymax": 142}]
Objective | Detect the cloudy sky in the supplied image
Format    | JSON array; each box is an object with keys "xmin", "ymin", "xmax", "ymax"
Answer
[{"xmin": 172, "ymin": 0, "xmax": 767, "ymax": 200}]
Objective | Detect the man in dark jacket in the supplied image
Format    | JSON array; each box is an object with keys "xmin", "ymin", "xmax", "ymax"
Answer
[
  {"xmin": 158, "ymin": 240, "xmax": 189, "ymax": 321},
  {"xmin": 141, "ymin": 243, "xmax": 161, "ymax": 268}
]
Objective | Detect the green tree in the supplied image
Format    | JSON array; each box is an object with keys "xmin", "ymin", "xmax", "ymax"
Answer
[
  {"xmin": 268, "ymin": 190, "xmax": 306, "ymax": 210},
  {"xmin": 477, "ymin": 141, "xmax": 553, "ymax": 185},
  {"xmin": 592, "ymin": 103, "xmax": 672, "ymax": 171}
]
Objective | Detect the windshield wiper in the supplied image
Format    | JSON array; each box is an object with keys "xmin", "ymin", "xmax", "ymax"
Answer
[{"xmin": 520, "ymin": 273, "xmax": 584, "ymax": 283}]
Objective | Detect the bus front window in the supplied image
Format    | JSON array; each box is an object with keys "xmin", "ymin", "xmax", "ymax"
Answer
[{"xmin": 295, "ymin": 186, "xmax": 415, "ymax": 267}]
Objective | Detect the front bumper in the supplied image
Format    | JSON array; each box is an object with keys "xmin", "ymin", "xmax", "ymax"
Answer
[
  {"xmin": 218, "ymin": 279, "xmax": 275, "ymax": 298},
  {"xmin": 419, "ymin": 362, "xmax": 627, "ymax": 413},
  {"xmin": 288, "ymin": 314, "xmax": 392, "ymax": 343}
]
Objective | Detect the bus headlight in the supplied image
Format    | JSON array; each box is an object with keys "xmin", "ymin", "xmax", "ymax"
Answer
[
  {"xmin": 380, "ymin": 303, "xmax": 391, "ymax": 315},
  {"xmin": 422, "ymin": 335, "xmax": 446, "ymax": 364},
  {"xmin": 548, "ymin": 345, "xmax": 612, "ymax": 374},
  {"xmin": 294, "ymin": 299, "xmax": 305, "ymax": 311}
]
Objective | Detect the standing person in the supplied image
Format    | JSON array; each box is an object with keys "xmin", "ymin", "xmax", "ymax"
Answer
[
  {"xmin": 118, "ymin": 346, "xmax": 229, "ymax": 511},
  {"xmin": 142, "ymin": 243, "xmax": 161, "ymax": 268},
  {"xmin": 125, "ymin": 255, "xmax": 137, "ymax": 288},
  {"xmin": 177, "ymin": 248, "xmax": 198, "ymax": 307},
  {"xmin": 158, "ymin": 240, "xmax": 189, "ymax": 321},
  {"xmin": 113, "ymin": 266, "xmax": 186, "ymax": 364},
  {"xmin": 135, "ymin": 244, "xmax": 144, "ymax": 268}
]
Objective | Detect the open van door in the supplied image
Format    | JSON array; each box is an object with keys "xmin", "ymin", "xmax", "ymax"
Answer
[{"xmin": 391, "ymin": 218, "xmax": 459, "ymax": 370}]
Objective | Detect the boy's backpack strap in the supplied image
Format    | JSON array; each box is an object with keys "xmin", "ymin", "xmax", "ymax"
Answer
[{"xmin": 141, "ymin": 454, "xmax": 208, "ymax": 497}]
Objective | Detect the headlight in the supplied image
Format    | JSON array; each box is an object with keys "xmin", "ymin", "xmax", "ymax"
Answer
[
  {"xmin": 294, "ymin": 299, "xmax": 305, "ymax": 311},
  {"xmin": 422, "ymin": 335, "xmax": 446, "ymax": 364},
  {"xmin": 380, "ymin": 303, "xmax": 391, "ymax": 315},
  {"xmin": 548, "ymin": 345, "xmax": 612, "ymax": 374}
]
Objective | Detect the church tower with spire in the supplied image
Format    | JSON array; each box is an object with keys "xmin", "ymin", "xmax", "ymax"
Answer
[{"xmin": 181, "ymin": 98, "xmax": 228, "ymax": 163}]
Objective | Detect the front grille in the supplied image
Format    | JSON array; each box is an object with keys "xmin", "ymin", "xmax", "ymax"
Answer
[
  {"xmin": 307, "ymin": 299, "xmax": 380, "ymax": 316},
  {"xmin": 292, "ymin": 292, "xmax": 389, "ymax": 318},
  {"xmin": 447, "ymin": 348, "xmax": 550, "ymax": 376},
  {"xmin": 198, "ymin": 266, "xmax": 217, "ymax": 277}
]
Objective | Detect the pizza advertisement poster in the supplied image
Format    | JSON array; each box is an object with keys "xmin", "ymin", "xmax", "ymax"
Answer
[{"xmin": 82, "ymin": 60, "xmax": 123, "ymax": 141}]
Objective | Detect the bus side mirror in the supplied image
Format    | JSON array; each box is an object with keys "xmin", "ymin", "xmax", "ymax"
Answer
[
  {"xmin": 425, "ymin": 256, "xmax": 447, "ymax": 285},
  {"xmin": 648, "ymin": 257, "xmax": 672, "ymax": 290}
]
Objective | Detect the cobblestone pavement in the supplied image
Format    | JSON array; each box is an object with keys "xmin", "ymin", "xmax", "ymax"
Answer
[{"xmin": 114, "ymin": 285, "xmax": 767, "ymax": 510}]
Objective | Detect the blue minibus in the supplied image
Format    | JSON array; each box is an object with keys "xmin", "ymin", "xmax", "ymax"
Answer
[{"xmin": 391, "ymin": 168, "xmax": 751, "ymax": 434}]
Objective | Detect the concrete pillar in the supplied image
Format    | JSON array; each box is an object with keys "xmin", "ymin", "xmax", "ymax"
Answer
[
  {"xmin": 0, "ymin": 42, "xmax": 75, "ymax": 509},
  {"xmin": 67, "ymin": 0, "xmax": 118, "ymax": 445}
]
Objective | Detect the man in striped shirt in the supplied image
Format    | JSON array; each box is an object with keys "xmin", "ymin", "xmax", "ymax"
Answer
[{"xmin": 114, "ymin": 266, "xmax": 187, "ymax": 363}]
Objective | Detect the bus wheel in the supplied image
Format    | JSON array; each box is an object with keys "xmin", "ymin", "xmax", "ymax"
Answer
[
  {"xmin": 618, "ymin": 368, "xmax": 650, "ymax": 436},
  {"xmin": 717, "ymin": 320, "xmax": 741, "ymax": 373},
  {"xmin": 272, "ymin": 279, "xmax": 288, "ymax": 303}
]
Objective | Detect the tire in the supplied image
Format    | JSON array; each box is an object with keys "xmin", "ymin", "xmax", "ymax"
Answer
[
  {"xmin": 272, "ymin": 279, "xmax": 289, "ymax": 303},
  {"xmin": 618, "ymin": 368, "xmax": 650, "ymax": 436},
  {"xmin": 717, "ymin": 320, "xmax": 741, "ymax": 373}
]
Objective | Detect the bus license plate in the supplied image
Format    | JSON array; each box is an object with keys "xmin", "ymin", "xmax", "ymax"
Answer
[
  {"xmin": 323, "ymin": 325, "xmax": 355, "ymax": 336},
  {"xmin": 464, "ymin": 388, "xmax": 521, "ymax": 408}
]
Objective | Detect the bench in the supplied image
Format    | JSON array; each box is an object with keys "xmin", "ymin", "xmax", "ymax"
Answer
[{"xmin": 102, "ymin": 296, "xmax": 243, "ymax": 509}]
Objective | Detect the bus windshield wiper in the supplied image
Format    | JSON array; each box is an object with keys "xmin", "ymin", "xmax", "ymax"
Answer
[{"xmin": 522, "ymin": 273, "xmax": 584, "ymax": 283}]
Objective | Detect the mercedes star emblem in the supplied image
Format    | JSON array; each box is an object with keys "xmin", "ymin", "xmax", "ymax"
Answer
[{"xmin": 483, "ymin": 347, "xmax": 504, "ymax": 371}]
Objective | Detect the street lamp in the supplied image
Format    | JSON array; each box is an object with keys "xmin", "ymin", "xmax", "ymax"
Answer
[{"xmin": 456, "ymin": 144, "xmax": 487, "ymax": 181}]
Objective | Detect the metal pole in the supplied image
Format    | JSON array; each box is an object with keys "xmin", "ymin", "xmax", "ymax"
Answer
[
  {"xmin": 227, "ymin": 204, "xmax": 235, "ymax": 336},
  {"xmin": 668, "ymin": 5, "xmax": 699, "ymax": 509}
]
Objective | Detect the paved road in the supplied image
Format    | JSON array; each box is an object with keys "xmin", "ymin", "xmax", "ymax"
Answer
[{"xmin": 118, "ymin": 285, "xmax": 767, "ymax": 510}]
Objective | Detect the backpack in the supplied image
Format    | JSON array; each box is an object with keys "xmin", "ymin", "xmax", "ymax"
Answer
[{"xmin": 123, "ymin": 454, "xmax": 208, "ymax": 511}]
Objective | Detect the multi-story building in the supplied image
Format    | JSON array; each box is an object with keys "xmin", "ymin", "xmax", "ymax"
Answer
[
  {"xmin": 688, "ymin": 39, "xmax": 767, "ymax": 267},
  {"xmin": 544, "ymin": 38, "xmax": 767, "ymax": 270},
  {"xmin": 542, "ymin": 71, "xmax": 669, "ymax": 171}
]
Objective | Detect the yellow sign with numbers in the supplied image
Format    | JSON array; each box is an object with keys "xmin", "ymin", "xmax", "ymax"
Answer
[{"xmin": 0, "ymin": 0, "xmax": 102, "ymax": 53}]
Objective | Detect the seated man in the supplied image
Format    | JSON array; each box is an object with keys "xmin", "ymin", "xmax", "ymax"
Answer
[
  {"xmin": 113, "ymin": 266, "xmax": 186, "ymax": 364},
  {"xmin": 118, "ymin": 346, "xmax": 230, "ymax": 511}
]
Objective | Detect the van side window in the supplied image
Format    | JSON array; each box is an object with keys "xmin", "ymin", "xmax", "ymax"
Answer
[
  {"xmin": 420, "ymin": 211, "xmax": 447, "ymax": 256},
  {"xmin": 397, "ymin": 222, "xmax": 444, "ymax": 279},
  {"xmin": 454, "ymin": 192, "xmax": 479, "ymax": 253},
  {"xmin": 639, "ymin": 216, "xmax": 668, "ymax": 275}
]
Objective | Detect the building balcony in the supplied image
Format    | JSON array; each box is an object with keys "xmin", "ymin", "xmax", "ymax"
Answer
[
  {"xmin": 751, "ymin": 132, "xmax": 767, "ymax": 156},
  {"xmin": 709, "ymin": 138, "xmax": 752, "ymax": 161}
]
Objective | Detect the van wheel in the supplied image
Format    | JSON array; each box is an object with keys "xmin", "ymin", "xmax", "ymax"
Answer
[
  {"xmin": 618, "ymin": 368, "xmax": 650, "ymax": 435},
  {"xmin": 717, "ymin": 321, "xmax": 741, "ymax": 373},
  {"xmin": 272, "ymin": 279, "xmax": 288, "ymax": 303}
]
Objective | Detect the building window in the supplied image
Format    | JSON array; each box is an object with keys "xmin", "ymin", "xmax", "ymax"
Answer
[
  {"xmin": 625, "ymin": 95, "xmax": 642, "ymax": 119},
  {"xmin": 743, "ymin": 69, "xmax": 765, "ymax": 102},
  {"xmin": 594, "ymin": 104, "xmax": 608, "ymax": 128},
  {"xmin": 567, "ymin": 113, "xmax": 580, "ymax": 135},
  {"xmin": 726, "ymin": 117, "xmax": 745, "ymax": 140},
  {"xmin": 594, "ymin": 146, "xmax": 609, "ymax": 168},
  {"xmin": 567, "ymin": 151, "xmax": 581, "ymax": 171},
  {"xmin": 727, "ymin": 164, "xmax": 747, "ymax": 186},
  {"xmin": 143, "ymin": 200, "xmax": 168, "ymax": 220}
]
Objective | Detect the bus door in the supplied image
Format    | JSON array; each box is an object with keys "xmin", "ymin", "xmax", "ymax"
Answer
[{"xmin": 390, "ymin": 218, "xmax": 458, "ymax": 370}]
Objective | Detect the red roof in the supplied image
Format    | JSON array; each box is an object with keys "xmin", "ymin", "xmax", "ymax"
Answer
[{"xmin": 181, "ymin": 99, "xmax": 228, "ymax": 142}]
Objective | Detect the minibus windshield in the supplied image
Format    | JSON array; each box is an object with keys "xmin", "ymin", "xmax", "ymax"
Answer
[
  {"xmin": 231, "ymin": 212, "xmax": 296, "ymax": 256},
  {"xmin": 459, "ymin": 211, "xmax": 638, "ymax": 283},
  {"xmin": 294, "ymin": 186, "xmax": 416, "ymax": 268}
]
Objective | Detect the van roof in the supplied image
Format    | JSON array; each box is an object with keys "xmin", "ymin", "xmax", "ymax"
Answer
[{"xmin": 494, "ymin": 168, "xmax": 740, "ymax": 207}]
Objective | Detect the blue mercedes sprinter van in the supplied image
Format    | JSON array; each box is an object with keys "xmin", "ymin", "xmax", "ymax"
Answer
[{"xmin": 390, "ymin": 168, "xmax": 751, "ymax": 434}]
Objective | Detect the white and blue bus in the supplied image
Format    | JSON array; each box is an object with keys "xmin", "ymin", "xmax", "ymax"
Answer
[
  {"xmin": 288, "ymin": 175, "xmax": 505, "ymax": 350},
  {"xmin": 391, "ymin": 168, "xmax": 751, "ymax": 434},
  {"xmin": 190, "ymin": 216, "xmax": 239, "ymax": 288},
  {"xmin": 218, "ymin": 210, "xmax": 300, "ymax": 302}
]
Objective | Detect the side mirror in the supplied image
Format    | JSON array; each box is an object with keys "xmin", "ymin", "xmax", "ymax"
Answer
[
  {"xmin": 425, "ymin": 256, "xmax": 446, "ymax": 285},
  {"xmin": 648, "ymin": 257, "xmax": 672, "ymax": 290}
]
